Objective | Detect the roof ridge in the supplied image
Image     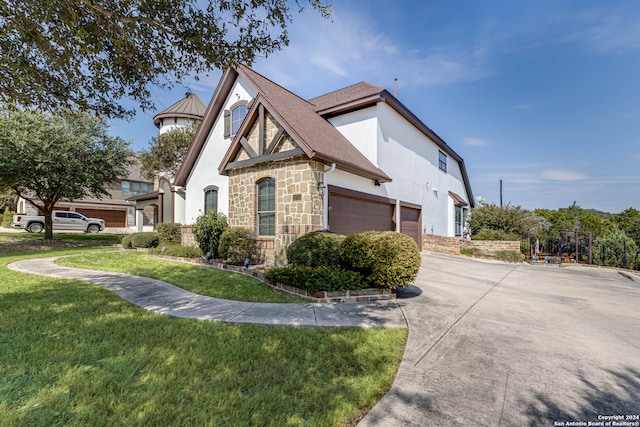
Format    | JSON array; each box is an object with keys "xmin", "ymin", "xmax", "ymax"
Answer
[
  {"xmin": 235, "ymin": 64, "xmax": 316, "ymax": 109},
  {"xmin": 308, "ymin": 81, "xmax": 384, "ymax": 102}
]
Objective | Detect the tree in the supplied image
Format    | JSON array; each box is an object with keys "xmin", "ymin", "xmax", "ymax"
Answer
[
  {"xmin": 0, "ymin": 0, "xmax": 331, "ymax": 118},
  {"xmin": 594, "ymin": 226, "xmax": 638, "ymax": 269},
  {"xmin": 468, "ymin": 203, "xmax": 537, "ymax": 240},
  {"xmin": 139, "ymin": 122, "xmax": 199, "ymax": 180},
  {"xmin": 0, "ymin": 187, "xmax": 16, "ymax": 212},
  {"xmin": 610, "ymin": 208, "xmax": 640, "ymax": 246},
  {"xmin": 0, "ymin": 107, "xmax": 133, "ymax": 239}
]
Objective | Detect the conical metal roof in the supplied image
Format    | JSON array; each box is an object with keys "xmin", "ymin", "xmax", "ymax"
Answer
[{"xmin": 153, "ymin": 92, "xmax": 207, "ymax": 127}]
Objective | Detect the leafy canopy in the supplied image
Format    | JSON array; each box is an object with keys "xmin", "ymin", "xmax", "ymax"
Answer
[
  {"xmin": 0, "ymin": 106, "xmax": 133, "ymax": 238},
  {"xmin": 0, "ymin": 0, "xmax": 331, "ymax": 118},
  {"xmin": 468, "ymin": 203, "xmax": 539, "ymax": 240},
  {"xmin": 139, "ymin": 122, "xmax": 198, "ymax": 180}
]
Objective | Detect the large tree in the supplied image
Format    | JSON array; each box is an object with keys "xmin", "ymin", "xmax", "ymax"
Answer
[
  {"xmin": 139, "ymin": 122, "xmax": 199, "ymax": 180},
  {"xmin": 0, "ymin": 107, "xmax": 133, "ymax": 239},
  {"xmin": 0, "ymin": 0, "xmax": 331, "ymax": 118}
]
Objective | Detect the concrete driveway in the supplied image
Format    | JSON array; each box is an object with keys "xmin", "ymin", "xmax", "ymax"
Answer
[{"xmin": 360, "ymin": 253, "xmax": 640, "ymax": 427}]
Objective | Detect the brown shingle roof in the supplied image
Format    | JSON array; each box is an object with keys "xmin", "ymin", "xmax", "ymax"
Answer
[
  {"xmin": 153, "ymin": 92, "xmax": 207, "ymax": 127},
  {"xmin": 308, "ymin": 82, "xmax": 384, "ymax": 112},
  {"xmin": 233, "ymin": 65, "xmax": 391, "ymax": 182}
]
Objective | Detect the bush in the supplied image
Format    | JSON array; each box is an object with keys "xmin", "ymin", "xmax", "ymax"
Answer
[
  {"xmin": 472, "ymin": 228, "xmax": 520, "ymax": 241},
  {"xmin": 218, "ymin": 227, "xmax": 257, "ymax": 265},
  {"xmin": 496, "ymin": 250, "xmax": 523, "ymax": 263},
  {"xmin": 149, "ymin": 244, "xmax": 203, "ymax": 258},
  {"xmin": 264, "ymin": 265, "xmax": 367, "ymax": 292},
  {"xmin": 594, "ymin": 226, "xmax": 638, "ymax": 269},
  {"xmin": 286, "ymin": 231, "xmax": 345, "ymax": 267},
  {"xmin": 121, "ymin": 234, "xmax": 134, "ymax": 249},
  {"xmin": 2, "ymin": 209, "xmax": 16, "ymax": 227},
  {"xmin": 460, "ymin": 247, "xmax": 479, "ymax": 257},
  {"xmin": 130, "ymin": 232, "xmax": 159, "ymax": 249},
  {"xmin": 192, "ymin": 211, "xmax": 228, "ymax": 259},
  {"xmin": 157, "ymin": 223, "xmax": 182, "ymax": 245},
  {"xmin": 339, "ymin": 231, "xmax": 421, "ymax": 289}
]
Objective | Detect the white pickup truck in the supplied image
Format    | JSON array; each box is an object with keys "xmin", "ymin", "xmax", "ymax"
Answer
[{"xmin": 12, "ymin": 210, "xmax": 106, "ymax": 233}]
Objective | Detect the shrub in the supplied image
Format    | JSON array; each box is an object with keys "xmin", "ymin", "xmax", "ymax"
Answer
[
  {"xmin": 286, "ymin": 231, "xmax": 345, "ymax": 267},
  {"xmin": 149, "ymin": 244, "xmax": 203, "ymax": 258},
  {"xmin": 496, "ymin": 250, "xmax": 524, "ymax": 263},
  {"xmin": 130, "ymin": 232, "xmax": 159, "ymax": 249},
  {"xmin": 157, "ymin": 223, "xmax": 182, "ymax": 245},
  {"xmin": 520, "ymin": 239, "xmax": 531, "ymax": 255},
  {"xmin": 460, "ymin": 247, "xmax": 479, "ymax": 257},
  {"xmin": 339, "ymin": 231, "xmax": 421, "ymax": 289},
  {"xmin": 472, "ymin": 228, "xmax": 519, "ymax": 241},
  {"xmin": 192, "ymin": 211, "xmax": 228, "ymax": 259},
  {"xmin": 594, "ymin": 226, "xmax": 638, "ymax": 269},
  {"xmin": 2, "ymin": 209, "xmax": 16, "ymax": 227},
  {"xmin": 218, "ymin": 227, "xmax": 257, "ymax": 265},
  {"xmin": 264, "ymin": 265, "xmax": 367, "ymax": 292},
  {"xmin": 121, "ymin": 234, "xmax": 134, "ymax": 249}
]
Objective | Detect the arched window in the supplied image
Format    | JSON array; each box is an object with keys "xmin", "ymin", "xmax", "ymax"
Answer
[
  {"xmin": 231, "ymin": 104, "xmax": 247, "ymax": 135},
  {"xmin": 257, "ymin": 178, "xmax": 275, "ymax": 236},
  {"xmin": 204, "ymin": 188, "xmax": 218, "ymax": 214}
]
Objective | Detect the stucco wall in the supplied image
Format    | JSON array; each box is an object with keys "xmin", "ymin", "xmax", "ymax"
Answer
[{"xmin": 183, "ymin": 78, "xmax": 256, "ymax": 224}]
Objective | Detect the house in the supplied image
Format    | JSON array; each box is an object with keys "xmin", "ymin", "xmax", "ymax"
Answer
[
  {"xmin": 16, "ymin": 160, "xmax": 156, "ymax": 230},
  {"xmin": 168, "ymin": 65, "xmax": 474, "ymax": 264}
]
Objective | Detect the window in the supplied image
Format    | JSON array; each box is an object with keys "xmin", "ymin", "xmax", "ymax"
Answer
[
  {"xmin": 204, "ymin": 189, "xmax": 218, "ymax": 214},
  {"xmin": 231, "ymin": 104, "xmax": 247, "ymax": 135},
  {"xmin": 455, "ymin": 206, "xmax": 463, "ymax": 237},
  {"xmin": 438, "ymin": 151, "xmax": 447, "ymax": 172},
  {"xmin": 123, "ymin": 181, "xmax": 154, "ymax": 197},
  {"xmin": 224, "ymin": 101, "xmax": 249, "ymax": 138},
  {"xmin": 257, "ymin": 178, "xmax": 275, "ymax": 236}
]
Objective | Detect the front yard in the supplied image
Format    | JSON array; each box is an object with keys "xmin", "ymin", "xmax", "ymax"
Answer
[{"xmin": 0, "ymin": 236, "xmax": 406, "ymax": 426}]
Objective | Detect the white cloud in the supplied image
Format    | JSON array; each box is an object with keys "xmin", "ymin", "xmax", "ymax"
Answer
[
  {"xmin": 564, "ymin": 8, "xmax": 640, "ymax": 54},
  {"xmin": 464, "ymin": 137, "xmax": 490, "ymax": 147},
  {"xmin": 540, "ymin": 170, "xmax": 589, "ymax": 182}
]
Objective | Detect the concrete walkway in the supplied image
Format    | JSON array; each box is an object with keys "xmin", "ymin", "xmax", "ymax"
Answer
[{"xmin": 7, "ymin": 256, "xmax": 407, "ymax": 328}]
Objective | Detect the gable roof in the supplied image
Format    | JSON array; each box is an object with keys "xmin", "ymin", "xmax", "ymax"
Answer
[
  {"xmin": 153, "ymin": 92, "xmax": 207, "ymax": 128},
  {"xmin": 310, "ymin": 81, "xmax": 475, "ymax": 207},
  {"xmin": 174, "ymin": 65, "xmax": 390, "ymax": 186}
]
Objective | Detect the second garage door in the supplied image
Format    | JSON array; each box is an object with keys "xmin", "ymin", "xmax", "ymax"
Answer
[{"xmin": 76, "ymin": 208, "xmax": 127, "ymax": 228}]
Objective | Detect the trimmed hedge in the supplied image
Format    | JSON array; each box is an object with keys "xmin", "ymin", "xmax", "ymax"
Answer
[
  {"xmin": 218, "ymin": 227, "xmax": 257, "ymax": 266},
  {"xmin": 121, "ymin": 234, "xmax": 134, "ymax": 249},
  {"xmin": 339, "ymin": 231, "xmax": 421, "ymax": 289},
  {"xmin": 130, "ymin": 232, "xmax": 159, "ymax": 249},
  {"xmin": 157, "ymin": 223, "xmax": 182, "ymax": 245},
  {"xmin": 264, "ymin": 265, "xmax": 367, "ymax": 292},
  {"xmin": 286, "ymin": 231, "xmax": 345, "ymax": 267},
  {"xmin": 149, "ymin": 244, "xmax": 203, "ymax": 258},
  {"xmin": 192, "ymin": 211, "xmax": 228, "ymax": 259}
]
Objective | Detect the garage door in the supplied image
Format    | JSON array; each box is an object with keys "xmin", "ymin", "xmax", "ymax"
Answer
[
  {"xmin": 76, "ymin": 208, "xmax": 127, "ymax": 228},
  {"xmin": 328, "ymin": 191, "xmax": 394, "ymax": 235},
  {"xmin": 401, "ymin": 205, "xmax": 422, "ymax": 250}
]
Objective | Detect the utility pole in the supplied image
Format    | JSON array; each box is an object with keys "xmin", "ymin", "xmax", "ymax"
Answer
[{"xmin": 499, "ymin": 178, "xmax": 503, "ymax": 208}]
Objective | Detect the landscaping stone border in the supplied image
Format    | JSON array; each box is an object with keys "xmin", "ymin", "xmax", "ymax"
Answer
[{"xmin": 148, "ymin": 254, "xmax": 396, "ymax": 303}]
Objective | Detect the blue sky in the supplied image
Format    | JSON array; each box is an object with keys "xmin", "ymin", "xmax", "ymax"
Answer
[{"xmin": 111, "ymin": 0, "xmax": 640, "ymax": 214}]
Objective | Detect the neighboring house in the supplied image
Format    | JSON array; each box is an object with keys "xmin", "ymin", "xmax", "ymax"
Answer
[
  {"xmin": 16, "ymin": 161, "xmax": 155, "ymax": 229},
  {"xmin": 169, "ymin": 65, "xmax": 474, "ymax": 264}
]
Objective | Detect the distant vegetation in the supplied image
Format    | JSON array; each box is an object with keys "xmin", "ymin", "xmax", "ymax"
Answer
[{"xmin": 468, "ymin": 202, "xmax": 640, "ymax": 269}]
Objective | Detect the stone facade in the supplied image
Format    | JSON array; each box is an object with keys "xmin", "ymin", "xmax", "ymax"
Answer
[{"xmin": 228, "ymin": 156, "xmax": 325, "ymax": 265}]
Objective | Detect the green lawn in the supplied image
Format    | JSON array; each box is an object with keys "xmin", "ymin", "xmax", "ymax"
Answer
[
  {"xmin": 57, "ymin": 252, "xmax": 300, "ymax": 303},
  {"xmin": 0, "ymin": 240, "xmax": 407, "ymax": 427}
]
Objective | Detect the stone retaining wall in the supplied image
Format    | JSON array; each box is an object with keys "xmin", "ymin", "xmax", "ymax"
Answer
[{"xmin": 422, "ymin": 233, "xmax": 520, "ymax": 256}]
